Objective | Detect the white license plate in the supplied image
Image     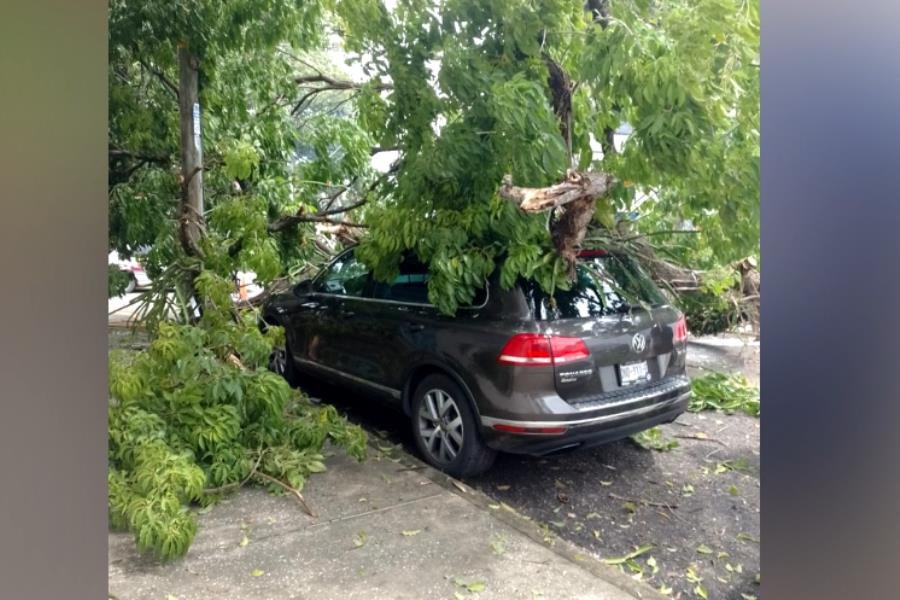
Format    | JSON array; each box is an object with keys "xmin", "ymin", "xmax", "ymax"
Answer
[{"xmin": 619, "ymin": 361, "xmax": 650, "ymax": 386}]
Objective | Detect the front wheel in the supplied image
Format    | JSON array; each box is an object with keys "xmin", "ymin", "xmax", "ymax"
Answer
[
  {"xmin": 411, "ymin": 374, "xmax": 496, "ymax": 478},
  {"xmin": 269, "ymin": 342, "xmax": 300, "ymax": 387}
]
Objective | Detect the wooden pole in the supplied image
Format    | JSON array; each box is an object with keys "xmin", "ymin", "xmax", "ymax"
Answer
[{"xmin": 178, "ymin": 43, "xmax": 203, "ymax": 257}]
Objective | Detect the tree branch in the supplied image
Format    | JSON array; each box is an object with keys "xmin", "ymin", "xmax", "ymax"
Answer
[
  {"xmin": 291, "ymin": 75, "xmax": 392, "ymax": 115},
  {"xmin": 294, "ymin": 74, "xmax": 392, "ymax": 90},
  {"xmin": 318, "ymin": 197, "xmax": 367, "ymax": 217},
  {"xmin": 203, "ymin": 448, "xmax": 265, "ymax": 495},
  {"xmin": 253, "ymin": 471, "xmax": 316, "ymax": 517},
  {"xmin": 499, "ymin": 170, "xmax": 615, "ymax": 212},
  {"xmin": 267, "ymin": 211, "xmax": 368, "ymax": 233},
  {"xmin": 586, "ymin": 0, "xmax": 611, "ymax": 28},
  {"xmin": 268, "ymin": 159, "xmax": 400, "ymax": 234},
  {"xmin": 291, "ymin": 87, "xmax": 331, "ymax": 115},
  {"xmin": 138, "ymin": 58, "xmax": 178, "ymax": 98}
]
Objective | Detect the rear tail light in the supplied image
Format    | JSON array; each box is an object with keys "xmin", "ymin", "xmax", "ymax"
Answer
[
  {"xmin": 497, "ymin": 333, "xmax": 590, "ymax": 366},
  {"xmin": 673, "ymin": 316, "xmax": 688, "ymax": 343}
]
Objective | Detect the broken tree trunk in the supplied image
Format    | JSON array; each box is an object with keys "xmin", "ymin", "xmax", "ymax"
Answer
[{"xmin": 499, "ymin": 169, "xmax": 616, "ymax": 276}]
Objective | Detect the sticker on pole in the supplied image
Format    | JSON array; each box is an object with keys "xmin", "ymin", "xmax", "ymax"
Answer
[{"xmin": 192, "ymin": 102, "xmax": 201, "ymax": 154}]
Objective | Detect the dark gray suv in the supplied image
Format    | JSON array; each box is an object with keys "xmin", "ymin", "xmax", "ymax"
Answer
[{"xmin": 262, "ymin": 247, "xmax": 690, "ymax": 477}]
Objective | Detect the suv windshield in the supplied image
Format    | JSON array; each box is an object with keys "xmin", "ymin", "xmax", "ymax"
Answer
[{"xmin": 522, "ymin": 253, "xmax": 668, "ymax": 320}]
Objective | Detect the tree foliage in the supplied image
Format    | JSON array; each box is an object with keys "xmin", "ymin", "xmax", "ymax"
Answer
[{"xmin": 338, "ymin": 0, "xmax": 759, "ymax": 313}]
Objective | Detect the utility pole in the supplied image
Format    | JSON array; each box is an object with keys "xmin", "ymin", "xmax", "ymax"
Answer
[{"xmin": 178, "ymin": 43, "xmax": 203, "ymax": 257}]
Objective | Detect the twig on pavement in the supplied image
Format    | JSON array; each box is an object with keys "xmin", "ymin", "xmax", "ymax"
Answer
[
  {"xmin": 675, "ymin": 434, "xmax": 727, "ymax": 447},
  {"xmin": 609, "ymin": 492, "xmax": 677, "ymax": 510},
  {"xmin": 254, "ymin": 471, "xmax": 317, "ymax": 518}
]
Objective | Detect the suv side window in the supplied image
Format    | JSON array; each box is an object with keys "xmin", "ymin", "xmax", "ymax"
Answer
[
  {"xmin": 371, "ymin": 253, "xmax": 489, "ymax": 307},
  {"xmin": 372, "ymin": 256, "xmax": 431, "ymax": 304},
  {"xmin": 314, "ymin": 252, "xmax": 370, "ymax": 297}
]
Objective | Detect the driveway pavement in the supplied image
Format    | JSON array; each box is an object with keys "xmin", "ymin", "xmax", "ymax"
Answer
[{"xmin": 109, "ymin": 447, "xmax": 660, "ymax": 600}]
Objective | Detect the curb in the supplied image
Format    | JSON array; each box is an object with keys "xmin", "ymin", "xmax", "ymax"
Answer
[{"xmin": 366, "ymin": 435, "xmax": 668, "ymax": 600}]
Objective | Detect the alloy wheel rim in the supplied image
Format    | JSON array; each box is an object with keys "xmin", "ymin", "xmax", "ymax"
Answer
[
  {"xmin": 272, "ymin": 348, "xmax": 286, "ymax": 375},
  {"xmin": 417, "ymin": 388, "xmax": 464, "ymax": 464}
]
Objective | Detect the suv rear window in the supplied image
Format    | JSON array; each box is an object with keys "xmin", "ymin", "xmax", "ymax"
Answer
[{"xmin": 521, "ymin": 253, "xmax": 667, "ymax": 320}]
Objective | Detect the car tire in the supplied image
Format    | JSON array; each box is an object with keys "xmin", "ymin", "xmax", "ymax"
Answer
[
  {"xmin": 124, "ymin": 274, "xmax": 136, "ymax": 294},
  {"xmin": 269, "ymin": 342, "xmax": 300, "ymax": 387},
  {"xmin": 411, "ymin": 373, "xmax": 496, "ymax": 478}
]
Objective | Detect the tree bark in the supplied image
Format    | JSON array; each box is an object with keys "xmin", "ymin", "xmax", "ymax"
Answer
[
  {"xmin": 544, "ymin": 57, "xmax": 573, "ymax": 163},
  {"xmin": 499, "ymin": 170, "xmax": 614, "ymax": 213},
  {"xmin": 500, "ymin": 170, "xmax": 615, "ymax": 275},
  {"xmin": 178, "ymin": 44, "xmax": 204, "ymax": 258}
]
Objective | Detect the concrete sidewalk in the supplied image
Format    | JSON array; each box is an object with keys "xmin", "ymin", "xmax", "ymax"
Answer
[{"xmin": 109, "ymin": 447, "xmax": 660, "ymax": 600}]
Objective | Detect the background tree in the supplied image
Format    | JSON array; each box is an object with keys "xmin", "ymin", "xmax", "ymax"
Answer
[{"xmin": 109, "ymin": 0, "xmax": 375, "ymax": 301}]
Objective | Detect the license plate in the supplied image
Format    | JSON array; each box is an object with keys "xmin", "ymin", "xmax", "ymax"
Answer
[{"xmin": 618, "ymin": 361, "xmax": 650, "ymax": 386}]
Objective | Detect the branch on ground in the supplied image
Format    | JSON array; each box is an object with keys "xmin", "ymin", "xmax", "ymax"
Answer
[{"xmin": 253, "ymin": 471, "xmax": 316, "ymax": 517}]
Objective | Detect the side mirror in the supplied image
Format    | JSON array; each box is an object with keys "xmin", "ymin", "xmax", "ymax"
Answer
[{"xmin": 293, "ymin": 279, "xmax": 313, "ymax": 296}]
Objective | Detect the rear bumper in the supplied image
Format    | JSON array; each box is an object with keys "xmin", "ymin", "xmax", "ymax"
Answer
[{"xmin": 480, "ymin": 384, "xmax": 691, "ymax": 455}]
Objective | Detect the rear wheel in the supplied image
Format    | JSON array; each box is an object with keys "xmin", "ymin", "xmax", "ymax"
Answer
[
  {"xmin": 124, "ymin": 274, "xmax": 136, "ymax": 294},
  {"xmin": 411, "ymin": 373, "xmax": 496, "ymax": 477}
]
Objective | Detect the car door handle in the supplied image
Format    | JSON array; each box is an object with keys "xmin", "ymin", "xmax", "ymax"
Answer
[{"xmin": 405, "ymin": 323, "xmax": 425, "ymax": 332}]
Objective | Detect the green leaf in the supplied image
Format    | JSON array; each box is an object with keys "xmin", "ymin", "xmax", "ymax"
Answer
[
  {"xmin": 489, "ymin": 536, "xmax": 506, "ymax": 555},
  {"xmin": 352, "ymin": 531, "xmax": 367, "ymax": 548}
]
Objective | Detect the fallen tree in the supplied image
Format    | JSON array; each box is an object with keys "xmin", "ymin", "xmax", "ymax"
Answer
[{"xmin": 338, "ymin": 0, "xmax": 759, "ymax": 315}]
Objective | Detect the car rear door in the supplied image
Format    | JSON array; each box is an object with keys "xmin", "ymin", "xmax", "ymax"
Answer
[{"xmin": 362, "ymin": 257, "xmax": 438, "ymax": 392}]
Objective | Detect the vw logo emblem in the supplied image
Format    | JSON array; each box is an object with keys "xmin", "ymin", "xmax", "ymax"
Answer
[{"xmin": 631, "ymin": 333, "xmax": 646, "ymax": 353}]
